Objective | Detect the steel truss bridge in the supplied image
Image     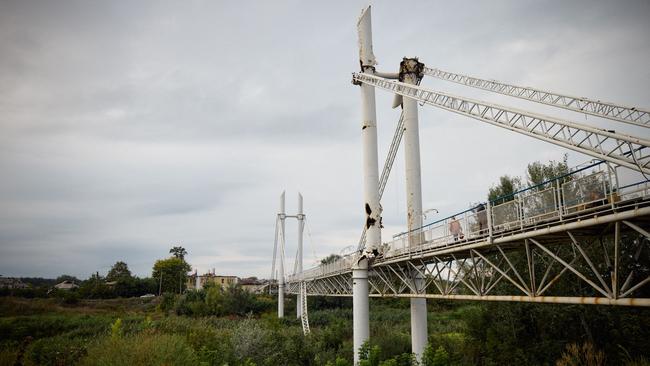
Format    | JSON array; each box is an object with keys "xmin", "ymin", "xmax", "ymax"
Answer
[
  {"xmin": 287, "ymin": 167, "xmax": 650, "ymax": 306},
  {"xmin": 271, "ymin": 6, "xmax": 650, "ymax": 363}
]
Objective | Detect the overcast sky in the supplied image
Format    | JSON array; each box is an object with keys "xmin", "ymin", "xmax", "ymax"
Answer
[{"xmin": 1, "ymin": 0, "xmax": 649, "ymax": 280}]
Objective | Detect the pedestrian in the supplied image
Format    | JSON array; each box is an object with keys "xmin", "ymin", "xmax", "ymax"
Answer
[
  {"xmin": 449, "ymin": 216, "xmax": 463, "ymax": 241},
  {"xmin": 476, "ymin": 204, "xmax": 488, "ymax": 235}
]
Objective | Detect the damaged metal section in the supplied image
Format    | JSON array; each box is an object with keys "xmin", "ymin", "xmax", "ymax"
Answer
[
  {"xmin": 365, "ymin": 203, "xmax": 377, "ymax": 228},
  {"xmin": 399, "ymin": 57, "xmax": 425, "ymax": 83},
  {"xmin": 357, "ymin": 6, "xmax": 377, "ymax": 70},
  {"xmin": 391, "ymin": 58, "xmax": 425, "ymax": 109}
]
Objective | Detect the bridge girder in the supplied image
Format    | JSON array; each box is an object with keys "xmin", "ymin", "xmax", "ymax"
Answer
[{"xmin": 287, "ymin": 209, "xmax": 650, "ymax": 306}]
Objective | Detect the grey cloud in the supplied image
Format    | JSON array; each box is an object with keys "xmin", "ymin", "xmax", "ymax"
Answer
[{"xmin": 0, "ymin": 0, "xmax": 648, "ymax": 279}]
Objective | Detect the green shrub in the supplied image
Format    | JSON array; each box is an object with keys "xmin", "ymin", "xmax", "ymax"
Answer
[
  {"xmin": 158, "ymin": 293, "xmax": 176, "ymax": 313},
  {"xmin": 231, "ymin": 318, "xmax": 274, "ymax": 363},
  {"xmin": 358, "ymin": 342, "xmax": 382, "ymax": 366},
  {"xmin": 25, "ymin": 335, "xmax": 87, "ymax": 366},
  {"xmin": 80, "ymin": 333, "xmax": 198, "ymax": 366},
  {"xmin": 0, "ymin": 314, "xmax": 113, "ymax": 341},
  {"xmin": 325, "ymin": 357, "xmax": 352, "ymax": 366},
  {"xmin": 422, "ymin": 345, "xmax": 450, "ymax": 366}
]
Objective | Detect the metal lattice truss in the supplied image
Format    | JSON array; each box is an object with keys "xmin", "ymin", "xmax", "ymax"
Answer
[
  {"xmin": 300, "ymin": 282, "xmax": 310, "ymax": 335},
  {"xmin": 423, "ymin": 67, "xmax": 650, "ymax": 129},
  {"xmin": 289, "ymin": 273, "xmax": 353, "ymax": 297},
  {"xmin": 351, "ymin": 73, "xmax": 650, "ymax": 175},
  {"xmin": 288, "ymin": 219, "xmax": 650, "ymax": 306}
]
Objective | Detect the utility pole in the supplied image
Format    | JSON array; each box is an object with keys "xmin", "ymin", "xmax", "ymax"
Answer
[
  {"xmin": 400, "ymin": 57, "xmax": 428, "ymax": 362},
  {"xmin": 158, "ymin": 272, "xmax": 163, "ymax": 296},
  {"xmin": 354, "ymin": 6, "xmax": 380, "ymax": 364}
]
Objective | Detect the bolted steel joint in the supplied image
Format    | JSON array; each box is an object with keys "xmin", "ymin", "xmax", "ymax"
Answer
[{"xmin": 399, "ymin": 57, "xmax": 425, "ymax": 84}]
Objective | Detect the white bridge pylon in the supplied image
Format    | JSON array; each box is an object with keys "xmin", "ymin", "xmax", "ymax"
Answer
[
  {"xmin": 277, "ymin": 5, "xmax": 650, "ymax": 365},
  {"xmin": 271, "ymin": 192, "xmax": 309, "ymax": 335}
]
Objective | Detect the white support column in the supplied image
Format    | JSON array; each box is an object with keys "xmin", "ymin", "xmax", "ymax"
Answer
[
  {"xmin": 353, "ymin": 261, "xmax": 370, "ymax": 364},
  {"xmin": 400, "ymin": 57, "xmax": 428, "ymax": 362},
  {"xmin": 278, "ymin": 191, "xmax": 286, "ymax": 318},
  {"xmin": 355, "ymin": 6, "xmax": 380, "ymax": 365},
  {"xmin": 297, "ymin": 193, "xmax": 304, "ymax": 318}
]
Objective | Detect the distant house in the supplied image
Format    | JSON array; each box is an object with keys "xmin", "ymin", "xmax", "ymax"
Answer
[
  {"xmin": 0, "ymin": 276, "xmax": 29, "ymax": 289},
  {"xmin": 53, "ymin": 280, "xmax": 78, "ymax": 290},
  {"xmin": 186, "ymin": 271, "xmax": 239, "ymax": 291}
]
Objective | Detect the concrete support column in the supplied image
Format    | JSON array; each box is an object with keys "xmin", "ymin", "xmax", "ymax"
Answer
[
  {"xmin": 400, "ymin": 57, "xmax": 428, "ymax": 362},
  {"xmin": 278, "ymin": 192, "xmax": 285, "ymax": 318},
  {"xmin": 297, "ymin": 193, "xmax": 304, "ymax": 318}
]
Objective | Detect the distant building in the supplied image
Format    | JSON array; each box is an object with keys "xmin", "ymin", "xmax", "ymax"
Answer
[
  {"xmin": 186, "ymin": 271, "xmax": 239, "ymax": 290},
  {"xmin": 239, "ymin": 277, "xmax": 269, "ymax": 294},
  {"xmin": 53, "ymin": 280, "xmax": 78, "ymax": 290},
  {"xmin": 0, "ymin": 276, "xmax": 29, "ymax": 289}
]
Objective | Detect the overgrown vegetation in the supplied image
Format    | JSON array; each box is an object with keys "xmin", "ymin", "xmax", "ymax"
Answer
[{"xmin": 1, "ymin": 294, "xmax": 647, "ymax": 366}]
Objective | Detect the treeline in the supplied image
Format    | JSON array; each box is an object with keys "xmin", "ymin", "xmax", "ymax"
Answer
[{"xmin": 1, "ymin": 246, "xmax": 197, "ymax": 301}]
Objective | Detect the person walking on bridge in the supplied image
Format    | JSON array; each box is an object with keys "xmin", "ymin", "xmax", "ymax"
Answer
[
  {"xmin": 449, "ymin": 216, "xmax": 463, "ymax": 242},
  {"xmin": 476, "ymin": 204, "xmax": 488, "ymax": 235}
]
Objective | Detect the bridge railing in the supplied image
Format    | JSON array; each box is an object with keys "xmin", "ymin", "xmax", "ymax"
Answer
[
  {"xmin": 287, "ymin": 254, "xmax": 354, "ymax": 282},
  {"xmin": 383, "ymin": 163, "xmax": 628, "ymax": 258}
]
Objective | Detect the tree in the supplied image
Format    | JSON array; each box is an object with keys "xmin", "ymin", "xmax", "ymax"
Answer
[
  {"xmin": 169, "ymin": 246, "xmax": 188, "ymax": 260},
  {"xmin": 78, "ymin": 273, "xmax": 113, "ymax": 299},
  {"xmin": 321, "ymin": 254, "xmax": 342, "ymax": 265},
  {"xmin": 106, "ymin": 261, "xmax": 132, "ymax": 282},
  {"xmin": 487, "ymin": 175, "xmax": 522, "ymax": 203},
  {"xmin": 55, "ymin": 274, "xmax": 79, "ymax": 284},
  {"xmin": 526, "ymin": 153, "xmax": 569, "ymax": 187},
  {"xmin": 152, "ymin": 257, "xmax": 191, "ymax": 294}
]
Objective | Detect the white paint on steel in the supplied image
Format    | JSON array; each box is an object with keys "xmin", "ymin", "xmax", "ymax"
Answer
[
  {"xmin": 401, "ymin": 58, "xmax": 428, "ymax": 361},
  {"xmin": 424, "ymin": 67, "xmax": 650, "ymax": 129},
  {"xmin": 391, "ymin": 294, "xmax": 650, "ymax": 306},
  {"xmin": 278, "ymin": 191, "xmax": 285, "ymax": 318},
  {"xmin": 355, "ymin": 5, "xmax": 378, "ymax": 364},
  {"xmin": 352, "ymin": 73, "xmax": 650, "ymax": 175},
  {"xmin": 357, "ymin": 6, "xmax": 376, "ymax": 68},
  {"xmin": 358, "ymin": 9, "xmax": 382, "ymax": 256},
  {"xmin": 357, "ymin": 112, "xmax": 405, "ymax": 252}
]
